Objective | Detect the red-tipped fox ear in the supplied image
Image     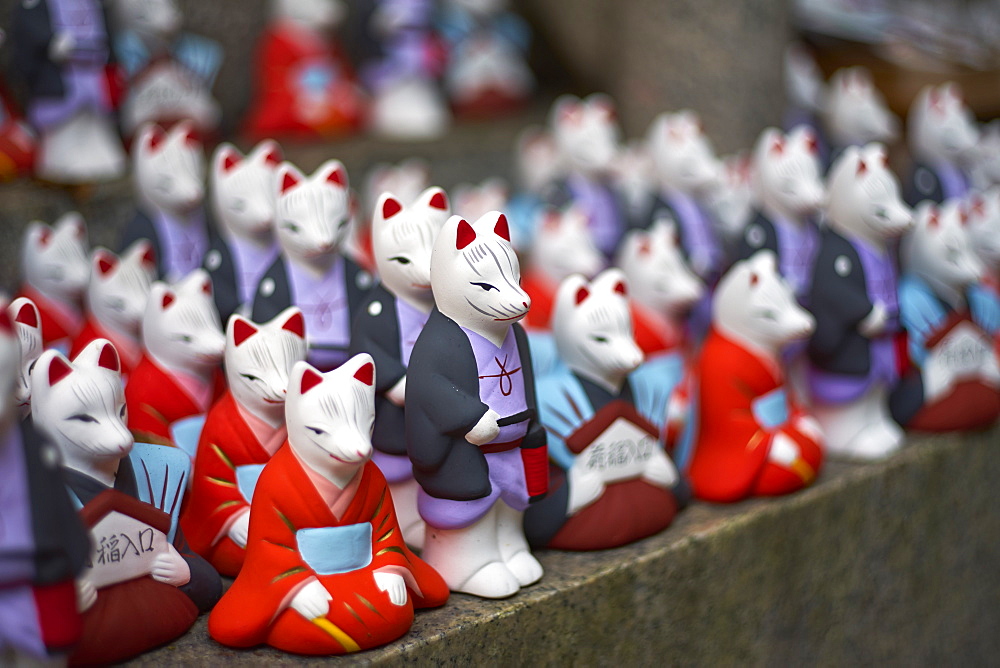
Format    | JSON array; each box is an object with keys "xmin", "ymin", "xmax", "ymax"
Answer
[
  {"xmin": 353, "ymin": 362, "xmax": 374, "ymax": 386},
  {"xmin": 183, "ymin": 128, "xmax": 198, "ymax": 146},
  {"xmin": 162, "ymin": 292, "xmax": 175, "ymax": 309},
  {"xmin": 805, "ymin": 132, "xmax": 819, "ymax": 155},
  {"xmin": 638, "ymin": 238, "xmax": 651, "ymax": 256},
  {"xmin": 959, "ymin": 207, "xmax": 969, "ymax": 226},
  {"xmin": 856, "ymin": 160, "xmax": 868, "ymax": 176},
  {"xmin": 382, "ymin": 196, "xmax": 403, "ymax": 219},
  {"xmin": 326, "ymin": 165, "xmax": 347, "ymax": 187},
  {"xmin": 770, "ymin": 136, "xmax": 785, "ymax": 155},
  {"xmin": 282, "ymin": 311, "xmax": 306, "ymax": 338},
  {"xmin": 202, "ymin": 279, "xmax": 212, "ymax": 296},
  {"xmin": 146, "ymin": 125, "xmax": 166, "ymax": 151},
  {"xmin": 232, "ymin": 318, "xmax": 258, "ymax": 346},
  {"xmin": 494, "ymin": 214, "xmax": 510, "ymax": 242},
  {"xmin": 456, "ymin": 219, "xmax": 476, "ymax": 250},
  {"xmin": 750, "ymin": 272, "xmax": 759, "ymax": 287},
  {"xmin": 98, "ymin": 343, "xmax": 120, "ymax": 373},
  {"xmin": 300, "ymin": 368, "xmax": 323, "ymax": 394},
  {"xmin": 575, "ymin": 286, "xmax": 590, "ymax": 305},
  {"xmin": 221, "ymin": 150, "xmax": 241, "ymax": 173},
  {"xmin": 264, "ymin": 147, "xmax": 282, "ymax": 167},
  {"xmin": 141, "ymin": 245, "xmax": 156, "ymax": 269},
  {"xmin": 928, "ymin": 207, "xmax": 939, "ymax": 228},
  {"xmin": 95, "ymin": 252, "xmax": 117, "ymax": 277},
  {"xmin": 48, "ymin": 356, "xmax": 72, "ymax": 386},
  {"xmin": 429, "ymin": 191, "xmax": 448, "ymax": 210},
  {"xmin": 15, "ymin": 303, "xmax": 38, "ymax": 328},
  {"xmin": 38, "ymin": 227, "xmax": 52, "ymax": 247},
  {"xmin": 281, "ymin": 170, "xmax": 300, "ymax": 194},
  {"xmin": 614, "ymin": 281, "xmax": 627, "ymax": 296}
]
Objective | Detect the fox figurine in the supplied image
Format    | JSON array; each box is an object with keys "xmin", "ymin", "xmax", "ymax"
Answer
[
  {"xmin": 119, "ymin": 121, "xmax": 212, "ymax": 282},
  {"xmin": 125, "ymin": 269, "xmax": 225, "ymax": 445},
  {"xmin": 523, "ymin": 270, "xmax": 688, "ymax": 550},
  {"xmin": 406, "ymin": 211, "xmax": 547, "ymax": 599},
  {"xmin": 252, "ymin": 160, "xmax": 375, "ymax": 370},
  {"xmin": 906, "ymin": 83, "xmax": 979, "ymax": 205},
  {"xmin": 18, "ymin": 211, "xmax": 90, "ymax": 349},
  {"xmin": 208, "ymin": 354, "xmax": 449, "ymax": 655},
  {"xmin": 687, "ymin": 252, "xmax": 823, "ymax": 502},
  {"xmin": 181, "ymin": 308, "xmax": 307, "ymax": 576},
  {"xmin": 349, "ymin": 187, "xmax": 451, "ymax": 548},
  {"xmin": 71, "ymin": 242, "xmax": 158, "ymax": 376},
  {"xmin": 32, "ymin": 340, "xmax": 221, "ymax": 665},
  {"xmin": 8, "ymin": 298, "xmax": 44, "ymax": 417},
  {"xmin": 203, "ymin": 140, "xmax": 283, "ymax": 323}
]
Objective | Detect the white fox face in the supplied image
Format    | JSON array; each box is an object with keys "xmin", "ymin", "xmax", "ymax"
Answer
[
  {"xmin": 966, "ymin": 188, "xmax": 1000, "ymax": 270},
  {"xmin": 827, "ymin": 143, "xmax": 912, "ymax": 245},
  {"xmin": 647, "ymin": 110, "xmax": 722, "ymax": 195},
  {"xmin": 115, "ymin": 0, "xmax": 181, "ymax": 38},
  {"xmin": 8, "ymin": 298, "xmax": 43, "ymax": 412},
  {"xmin": 87, "ymin": 241, "xmax": 157, "ymax": 339},
  {"xmin": 552, "ymin": 269, "xmax": 643, "ymax": 389},
  {"xmin": 753, "ymin": 126, "xmax": 825, "ymax": 220},
  {"xmin": 272, "ymin": 0, "xmax": 345, "ymax": 28},
  {"xmin": 713, "ymin": 251, "xmax": 815, "ymax": 355},
  {"xmin": 431, "ymin": 211, "xmax": 530, "ymax": 343},
  {"xmin": 551, "ymin": 94, "xmax": 620, "ymax": 176},
  {"xmin": 143, "ymin": 269, "xmax": 225, "ymax": 374},
  {"xmin": 31, "ymin": 341, "xmax": 133, "ymax": 471},
  {"xmin": 823, "ymin": 67, "xmax": 899, "ymax": 147},
  {"xmin": 286, "ymin": 355, "xmax": 376, "ymax": 485},
  {"xmin": 0, "ymin": 304, "xmax": 19, "ymax": 429},
  {"xmin": 452, "ymin": 178, "xmax": 509, "ymax": 225},
  {"xmin": 908, "ymin": 83, "xmax": 979, "ymax": 163},
  {"xmin": 610, "ymin": 140, "xmax": 655, "ymax": 213},
  {"xmin": 211, "ymin": 140, "xmax": 283, "ymax": 241},
  {"xmin": 21, "ymin": 212, "xmax": 90, "ymax": 304},
  {"xmin": 226, "ymin": 308, "xmax": 308, "ymax": 424},
  {"xmin": 707, "ymin": 152, "xmax": 755, "ymax": 244},
  {"xmin": 134, "ymin": 121, "xmax": 205, "ymax": 214},
  {"xmin": 904, "ymin": 200, "xmax": 984, "ymax": 298},
  {"xmin": 531, "ymin": 206, "xmax": 604, "ymax": 283},
  {"xmin": 275, "ymin": 160, "xmax": 351, "ymax": 263},
  {"xmin": 615, "ymin": 220, "xmax": 703, "ymax": 315},
  {"xmin": 372, "ymin": 187, "xmax": 450, "ymax": 308}
]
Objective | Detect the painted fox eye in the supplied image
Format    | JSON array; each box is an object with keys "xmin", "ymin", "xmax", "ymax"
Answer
[
  {"xmin": 232, "ymin": 199, "xmax": 247, "ymax": 213},
  {"xmin": 70, "ymin": 414, "xmax": 97, "ymax": 423},
  {"xmin": 240, "ymin": 373, "xmax": 261, "ymax": 383},
  {"xmin": 759, "ymin": 309, "xmax": 778, "ymax": 321},
  {"xmin": 591, "ymin": 335, "xmax": 609, "ymax": 343},
  {"xmin": 119, "ymin": 404, "xmax": 127, "ymax": 419},
  {"xmin": 307, "ymin": 426, "xmax": 326, "ymax": 436},
  {"xmin": 282, "ymin": 221, "xmax": 300, "ymax": 233},
  {"xmin": 471, "ymin": 282, "xmax": 497, "ymax": 292},
  {"xmin": 390, "ymin": 256, "xmax": 411, "ymax": 265},
  {"xmin": 874, "ymin": 207, "xmax": 888, "ymax": 220},
  {"xmin": 172, "ymin": 334, "xmax": 193, "ymax": 343}
]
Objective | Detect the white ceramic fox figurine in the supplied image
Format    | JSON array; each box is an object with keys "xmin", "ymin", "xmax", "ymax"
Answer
[{"xmin": 906, "ymin": 83, "xmax": 979, "ymax": 205}]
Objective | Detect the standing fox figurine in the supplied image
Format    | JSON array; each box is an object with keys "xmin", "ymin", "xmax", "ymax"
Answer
[
  {"xmin": 406, "ymin": 211, "xmax": 548, "ymax": 599},
  {"xmin": 208, "ymin": 354, "xmax": 449, "ymax": 655},
  {"xmin": 126, "ymin": 269, "xmax": 225, "ymax": 445},
  {"xmin": 349, "ymin": 187, "xmax": 451, "ymax": 548},
  {"xmin": 181, "ymin": 308, "xmax": 307, "ymax": 576}
]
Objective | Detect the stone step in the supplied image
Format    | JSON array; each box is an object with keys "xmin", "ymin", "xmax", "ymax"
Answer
[{"xmin": 130, "ymin": 425, "xmax": 1000, "ymax": 665}]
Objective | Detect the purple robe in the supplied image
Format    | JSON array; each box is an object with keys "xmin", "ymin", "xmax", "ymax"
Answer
[
  {"xmin": 154, "ymin": 209, "xmax": 209, "ymax": 282},
  {"xmin": 227, "ymin": 235, "xmax": 279, "ymax": 307},
  {"xmin": 774, "ymin": 216, "xmax": 819, "ymax": 299},
  {"xmin": 664, "ymin": 190, "xmax": 722, "ymax": 281},
  {"xmin": 568, "ymin": 173, "xmax": 624, "ymax": 257},
  {"xmin": 417, "ymin": 325, "xmax": 531, "ymax": 529},
  {"xmin": 288, "ymin": 256, "xmax": 350, "ymax": 369},
  {"xmin": 396, "ymin": 296, "xmax": 429, "ymax": 368},
  {"xmin": 0, "ymin": 426, "xmax": 47, "ymax": 658},
  {"xmin": 808, "ymin": 238, "xmax": 900, "ymax": 403},
  {"xmin": 934, "ymin": 161, "xmax": 970, "ymax": 200},
  {"xmin": 29, "ymin": 0, "xmax": 112, "ymax": 130}
]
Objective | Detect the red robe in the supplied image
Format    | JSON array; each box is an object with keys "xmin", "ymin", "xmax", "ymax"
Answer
[
  {"xmin": 520, "ymin": 270, "xmax": 558, "ymax": 331},
  {"xmin": 243, "ymin": 21, "xmax": 363, "ymax": 140},
  {"xmin": 70, "ymin": 317, "xmax": 142, "ymax": 377},
  {"xmin": 208, "ymin": 446, "xmax": 449, "ymax": 655},
  {"xmin": 180, "ymin": 391, "xmax": 284, "ymax": 576},
  {"xmin": 688, "ymin": 328, "xmax": 822, "ymax": 502},
  {"xmin": 17, "ymin": 286, "xmax": 82, "ymax": 347},
  {"xmin": 125, "ymin": 356, "xmax": 222, "ymax": 446}
]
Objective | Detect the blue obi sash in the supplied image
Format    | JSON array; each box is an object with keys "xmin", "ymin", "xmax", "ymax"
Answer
[
  {"xmin": 235, "ymin": 465, "xmax": 265, "ymax": 504},
  {"xmin": 296, "ymin": 523, "xmax": 372, "ymax": 575},
  {"xmin": 751, "ymin": 388, "xmax": 790, "ymax": 431}
]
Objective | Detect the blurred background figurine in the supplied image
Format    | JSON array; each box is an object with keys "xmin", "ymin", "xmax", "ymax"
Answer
[
  {"xmin": 10, "ymin": 0, "xmax": 127, "ymax": 183},
  {"xmin": 244, "ymin": 0, "xmax": 365, "ymax": 141}
]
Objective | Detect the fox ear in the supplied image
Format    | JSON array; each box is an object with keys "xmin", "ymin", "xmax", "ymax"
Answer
[
  {"xmin": 456, "ymin": 219, "xmax": 476, "ymax": 250},
  {"xmin": 14, "ymin": 302, "xmax": 39, "ymax": 328},
  {"xmin": 353, "ymin": 362, "xmax": 374, "ymax": 386},
  {"xmin": 381, "ymin": 195, "xmax": 403, "ymax": 220},
  {"xmin": 48, "ymin": 354, "xmax": 73, "ymax": 386},
  {"xmin": 161, "ymin": 291, "xmax": 175, "ymax": 309},
  {"xmin": 300, "ymin": 368, "xmax": 324, "ymax": 394},
  {"xmin": 97, "ymin": 342, "xmax": 120, "ymax": 373},
  {"xmin": 94, "ymin": 250, "xmax": 118, "ymax": 277},
  {"xmin": 281, "ymin": 310, "xmax": 306, "ymax": 338},
  {"xmin": 614, "ymin": 281, "xmax": 627, "ymax": 296},
  {"xmin": 231, "ymin": 317, "xmax": 258, "ymax": 347},
  {"xmin": 575, "ymin": 286, "xmax": 590, "ymax": 305},
  {"xmin": 494, "ymin": 214, "xmax": 511, "ymax": 242},
  {"xmin": 429, "ymin": 190, "xmax": 448, "ymax": 210}
]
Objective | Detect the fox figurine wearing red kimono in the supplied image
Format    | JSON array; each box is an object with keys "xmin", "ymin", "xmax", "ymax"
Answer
[
  {"xmin": 180, "ymin": 307, "xmax": 307, "ymax": 576},
  {"xmin": 688, "ymin": 251, "xmax": 824, "ymax": 502},
  {"xmin": 208, "ymin": 354, "xmax": 448, "ymax": 655}
]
